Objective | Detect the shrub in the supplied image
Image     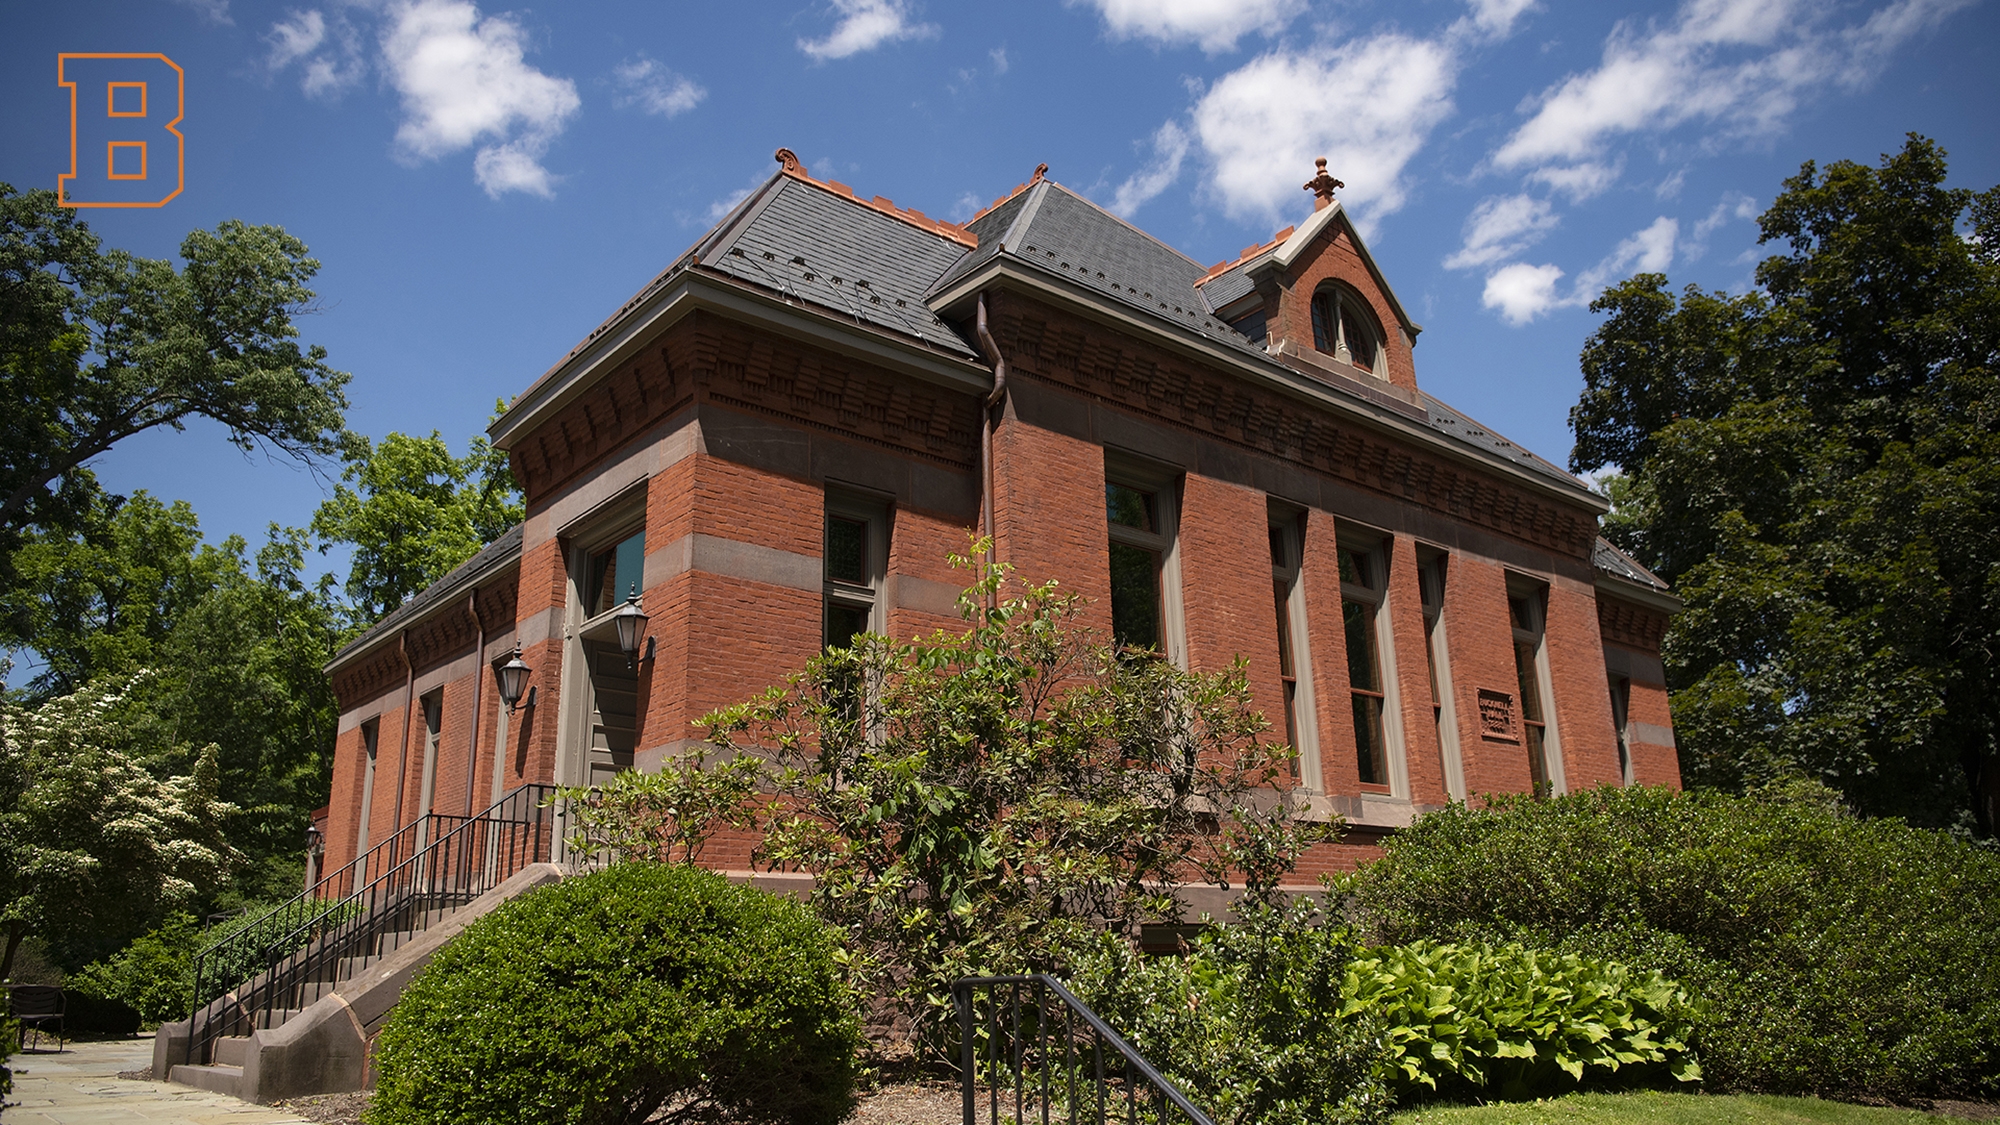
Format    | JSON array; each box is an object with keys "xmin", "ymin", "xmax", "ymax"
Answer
[
  {"xmin": 68, "ymin": 900, "xmax": 356, "ymax": 1027},
  {"xmin": 1347, "ymin": 782, "xmax": 2000, "ymax": 1100},
  {"xmin": 707, "ymin": 550, "xmax": 1321, "ymax": 1053},
  {"xmin": 367, "ymin": 863, "xmax": 862, "ymax": 1125},
  {"xmin": 1342, "ymin": 941, "xmax": 1701, "ymax": 1101},
  {"xmin": 1, "ymin": 1015, "xmax": 16, "ymax": 1102},
  {"xmin": 1069, "ymin": 902, "xmax": 1393, "ymax": 1125}
]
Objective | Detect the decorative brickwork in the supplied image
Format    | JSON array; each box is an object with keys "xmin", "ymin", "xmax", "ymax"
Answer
[
  {"xmin": 1598, "ymin": 595, "xmax": 1669, "ymax": 651},
  {"xmin": 985, "ymin": 293, "xmax": 1598, "ymax": 559}
]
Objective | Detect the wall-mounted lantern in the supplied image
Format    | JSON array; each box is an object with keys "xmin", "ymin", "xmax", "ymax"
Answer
[
  {"xmin": 613, "ymin": 593, "xmax": 650, "ymax": 670},
  {"xmin": 497, "ymin": 646, "xmax": 536, "ymax": 712}
]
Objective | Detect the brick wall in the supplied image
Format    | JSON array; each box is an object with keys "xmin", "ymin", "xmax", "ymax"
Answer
[
  {"xmin": 1545, "ymin": 576, "xmax": 1622, "ymax": 789},
  {"xmin": 1447, "ymin": 554, "xmax": 1537, "ymax": 799},
  {"xmin": 991, "ymin": 409, "xmax": 1113, "ymax": 634},
  {"xmin": 1177, "ymin": 473, "xmax": 1284, "ymax": 720}
]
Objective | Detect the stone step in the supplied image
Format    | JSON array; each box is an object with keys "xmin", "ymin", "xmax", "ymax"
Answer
[
  {"xmin": 169, "ymin": 1063, "xmax": 242, "ymax": 1096},
  {"xmin": 214, "ymin": 1036, "xmax": 252, "ymax": 1067}
]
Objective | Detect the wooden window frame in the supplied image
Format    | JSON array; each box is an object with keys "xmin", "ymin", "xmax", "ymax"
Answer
[
  {"xmin": 1506, "ymin": 578, "xmax": 1565, "ymax": 796},
  {"xmin": 1338, "ymin": 532, "xmax": 1404, "ymax": 795},
  {"xmin": 1268, "ymin": 511, "xmax": 1321, "ymax": 789},
  {"xmin": 1418, "ymin": 550, "xmax": 1467, "ymax": 802},
  {"xmin": 1104, "ymin": 456, "xmax": 1186, "ymax": 668}
]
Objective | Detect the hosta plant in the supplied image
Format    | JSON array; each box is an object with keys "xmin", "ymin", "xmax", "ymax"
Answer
[{"xmin": 1341, "ymin": 941, "xmax": 1702, "ymax": 1101}]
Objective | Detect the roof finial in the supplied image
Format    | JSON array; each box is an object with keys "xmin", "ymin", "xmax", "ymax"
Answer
[
  {"xmin": 1304, "ymin": 157, "xmax": 1343, "ymax": 211},
  {"xmin": 1031, "ymin": 162, "xmax": 1049, "ymax": 184},
  {"xmin": 775, "ymin": 148, "xmax": 808, "ymax": 177}
]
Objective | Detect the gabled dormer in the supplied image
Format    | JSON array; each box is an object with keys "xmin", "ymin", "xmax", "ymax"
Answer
[{"xmin": 1197, "ymin": 159, "xmax": 1423, "ymax": 398}]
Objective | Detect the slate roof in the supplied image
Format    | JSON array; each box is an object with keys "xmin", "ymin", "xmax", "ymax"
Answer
[
  {"xmin": 1195, "ymin": 250, "xmax": 1269, "ymax": 313},
  {"xmin": 698, "ymin": 173, "xmax": 979, "ymax": 358},
  {"xmin": 1419, "ymin": 394, "xmax": 1577, "ymax": 488},
  {"xmin": 326, "ymin": 523, "xmax": 524, "ymax": 669},
  {"xmin": 927, "ymin": 180, "xmax": 1271, "ymax": 360},
  {"xmin": 1593, "ymin": 537, "xmax": 1671, "ymax": 592}
]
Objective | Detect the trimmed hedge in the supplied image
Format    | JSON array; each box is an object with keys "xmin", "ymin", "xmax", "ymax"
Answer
[
  {"xmin": 367, "ymin": 863, "xmax": 861, "ymax": 1125},
  {"xmin": 1348, "ymin": 783, "xmax": 2000, "ymax": 1101}
]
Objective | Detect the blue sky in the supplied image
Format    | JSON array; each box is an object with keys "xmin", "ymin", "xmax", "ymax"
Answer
[{"xmin": 5, "ymin": 0, "xmax": 1996, "ymax": 568}]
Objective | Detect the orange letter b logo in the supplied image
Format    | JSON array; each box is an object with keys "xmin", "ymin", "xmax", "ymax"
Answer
[{"xmin": 59, "ymin": 54, "xmax": 185, "ymax": 208}]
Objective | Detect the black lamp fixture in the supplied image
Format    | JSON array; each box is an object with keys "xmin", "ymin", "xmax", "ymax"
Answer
[
  {"xmin": 497, "ymin": 645, "xmax": 535, "ymax": 712},
  {"xmin": 613, "ymin": 592, "xmax": 650, "ymax": 669},
  {"xmin": 304, "ymin": 822, "xmax": 324, "ymax": 857}
]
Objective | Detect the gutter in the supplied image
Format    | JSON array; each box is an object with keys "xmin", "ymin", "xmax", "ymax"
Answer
[{"xmin": 974, "ymin": 291, "xmax": 1010, "ymax": 600}]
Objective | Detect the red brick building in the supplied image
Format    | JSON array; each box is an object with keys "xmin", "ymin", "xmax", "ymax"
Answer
[{"xmin": 320, "ymin": 151, "xmax": 1680, "ymax": 883}]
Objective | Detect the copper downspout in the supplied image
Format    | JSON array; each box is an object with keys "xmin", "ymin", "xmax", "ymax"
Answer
[
  {"xmin": 975, "ymin": 291, "xmax": 1009, "ymax": 606},
  {"xmin": 392, "ymin": 628, "xmax": 415, "ymax": 832},
  {"xmin": 464, "ymin": 589, "xmax": 487, "ymax": 816}
]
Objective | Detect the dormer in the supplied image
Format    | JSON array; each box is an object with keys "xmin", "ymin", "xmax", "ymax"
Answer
[{"xmin": 1197, "ymin": 159, "xmax": 1423, "ymax": 398}]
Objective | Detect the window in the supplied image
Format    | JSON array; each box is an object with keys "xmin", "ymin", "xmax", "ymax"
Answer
[
  {"xmin": 1610, "ymin": 677, "xmax": 1634, "ymax": 786},
  {"xmin": 1310, "ymin": 285, "xmax": 1383, "ymax": 376},
  {"xmin": 1268, "ymin": 515, "xmax": 1319, "ymax": 784},
  {"xmin": 824, "ymin": 493, "xmax": 887, "ymax": 650},
  {"xmin": 1418, "ymin": 553, "xmax": 1466, "ymax": 801},
  {"xmin": 1340, "ymin": 542, "xmax": 1392, "ymax": 789},
  {"xmin": 587, "ymin": 529, "xmax": 645, "ymax": 615},
  {"xmin": 415, "ymin": 691, "xmax": 443, "ymax": 850},
  {"xmin": 1508, "ymin": 586, "xmax": 1561, "ymax": 794},
  {"xmin": 1108, "ymin": 482, "xmax": 1164, "ymax": 651},
  {"xmin": 354, "ymin": 719, "xmax": 378, "ymax": 865}
]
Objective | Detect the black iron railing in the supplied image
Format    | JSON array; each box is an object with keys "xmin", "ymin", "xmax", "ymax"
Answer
[
  {"xmin": 185, "ymin": 783, "xmax": 567, "ymax": 1066},
  {"xmin": 954, "ymin": 975, "xmax": 1216, "ymax": 1125}
]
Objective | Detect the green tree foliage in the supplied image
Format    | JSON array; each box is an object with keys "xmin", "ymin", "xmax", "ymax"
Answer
[
  {"xmin": 1348, "ymin": 783, "xmax": 2000, "ymax": 1100},
  {"xmin": 0, "ymin": 494, "xmax": 343, "ymax": 899},
  {"xmin": 369, "ymin": 863, "xmax": 861, "ymax": 1125},
  {"xmin": 703, "ymin": 550, "xmax": 1327, "ymax": 1052},
  {"xmin": 311, "ymin": 425, "xmax": 521, "ymax": 623},
  {"xmin": 0, "ymin": 185, "xmax": 350, "ymax": 543},
  {"xmin": 0, "ymin": 674, "xmax": 235, "ymax": 978},
  {"xmin": 1568, "ymin": 136, "xmax": 2000, "ymax": 834},
  {"xmin": 557, "ymin": 744, "xmax": 765, "ymax": 865}
]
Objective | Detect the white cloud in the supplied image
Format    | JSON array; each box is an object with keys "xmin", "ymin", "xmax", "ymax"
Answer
[
  {"xmin": 1685, "ymin": 190, "xmax": 1758, "ymax": 258},
  {"xmin": 379, "ymin": 0, "xmax": 580, "ymax": 198},
  {"xmin": 799, "ymin": 0, "xmax": 938, "ymax": 61},
  {"xmin": 612, "ymin": 57, "xmax": 705, "ymax": 118},
  {"xmin": 1077, "ymin": 0, "xmax": 1308, "ymax": 53},
  {"xmin": 174, "ymin": 0, "xmax": 233, "ymax": 25},
  {"xmin": 1483, "ymin": 262, "xmax": 1566, "ymax": 324},
  {"xmin": 1494, "ymin": 0, "xmax": 1974, "ymax": 174},
  {"xmin": 1460, "ymin": 0, "xmax": 1539, "ymax": 39},
  {"xmin": 1526, "ymin": 159, "xmax": 1621, "ymax": 202},
  {"xmin": 1482, "ymin": 216, "xmax": 1680, "ymax": 324},
  {"xmin": 990, "ymin": 46, "xmax": 1010, "ymax": 74},
  {"xmin": 267, "ymin": 9, "xmax": 366, "ymax": 98},
  {"xmin": 1444, "ymin": 194, "xmax": 1559, "ymax": 270},
  {"xmin": 1193, "ymin": 33, "xmax": 1457, "ymax": 225},
  {"xmin": 1110, "ymin": 121, "xmax": 1191, "ymax": 217}
]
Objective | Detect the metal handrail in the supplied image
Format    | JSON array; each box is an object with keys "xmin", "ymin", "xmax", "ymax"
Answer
[
  {"xmin": 954, "ymin": 974, "xmax": 1216, "ymax": 1125},
  {"xmin": 184, "ymin": 783, "xmax": 566, "ymax": 1066}
]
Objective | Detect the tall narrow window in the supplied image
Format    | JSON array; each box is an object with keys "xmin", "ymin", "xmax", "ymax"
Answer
[
  {"xmin": 1610, "ymin": 677, "xmax": 1634, "ymax": 786},
  {"xmin": 354, "ymin": 719, "xmax": 379, "ymax": 867},
  {"xmin": 1107, "ymin": 475, "xmax": 1180, "ymax": 658},
  {"xmin": 1310, "ymin": 285, "xmax": 1383, "ymax": 376},
  {"xmin": 824, "ymin": 494, "xmax": 888, "ymax": 650},
  {"xmin": 418, "ymin": 692, "xmax": 443, "ymax": 819},
  {"xmin": 1418, "ymin": 553, "xmax": 1465, "ymax": 801},
  {"xmin": 1509, "ymin": 588, "xmax": 1559, "ymax": 793},
  {"xmin": 1268, "ymin": 516, "xmax": 1318, "ymax": 783},
  {"xmin": 1341, "ymin": 544, "xmax": 1391, "ymax": 789}
]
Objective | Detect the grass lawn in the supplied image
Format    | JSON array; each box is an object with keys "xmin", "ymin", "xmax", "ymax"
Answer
[{"xmin": 1392, "ymin": 1091, "xmax": 1973, "ymax": 1125}]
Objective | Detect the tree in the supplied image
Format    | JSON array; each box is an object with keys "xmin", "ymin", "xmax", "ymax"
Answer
[
  {"xmin": 311, "ymin": 425, "xmax": 521, "ymax": 623},
  {"xmin": 699, "ymin": 549, "xmax": 1327, "ymax": 1052},
  {"xmin": 0, "ymin": 674, "xmax": 235, "ymax": 977},
  {"xmin": 0, "ymin": 185, "xmax": 352, "ymax": 537},
  {"xmin": 1569, "ymin": 135, "xmax": 2000, "ymax": 835}
]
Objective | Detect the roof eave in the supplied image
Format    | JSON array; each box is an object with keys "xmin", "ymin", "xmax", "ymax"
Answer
[
  {"xmin": 1595, "ymin": 570, "xmax": 1682, "ymax": 615},
  {"xmin": 324, "ymin": 538, "xmax": 524, "ymax": 677},
  {"xmin": 927, "ymin": 256, "xmax": 1605, "ymax": 514},
  {"xmin": 490, "ymin": 268, "xmax": 994, "ymax": 451}
]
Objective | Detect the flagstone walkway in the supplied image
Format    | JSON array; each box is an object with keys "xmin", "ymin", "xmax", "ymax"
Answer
[{"xmin": 6, "ymin": 1035, "xmax": 312, "ymax": 1125}]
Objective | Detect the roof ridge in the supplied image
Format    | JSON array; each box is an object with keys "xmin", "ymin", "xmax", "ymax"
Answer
[
  {"xmin": 1195, "ymin": 223, "xmax": 1296, "ymax": 285},
  {"xmin": 968, "ymin": 162, "xmax": 1049, "ymax": 224},
  {"xmin": 774, "ymin": 147, "xmax": 977, "ymax": 248}
]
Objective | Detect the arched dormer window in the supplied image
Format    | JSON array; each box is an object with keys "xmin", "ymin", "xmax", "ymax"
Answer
[{"xmin": 1310, "ymin": 285, "xmax": 1384, "ymax": 377}]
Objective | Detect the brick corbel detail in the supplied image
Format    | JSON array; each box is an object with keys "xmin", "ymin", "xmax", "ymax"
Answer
[
  {"xmin": 985, "ymin": 294, "xmax": 1598, "ymax": 559},
  {"xmin": 510, "ymin": 311, "xmax": 982, "ymax": 503},
  {"xmin": 1597, "ymin": 596, "xmax": 1669, "ymax": 652}
]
